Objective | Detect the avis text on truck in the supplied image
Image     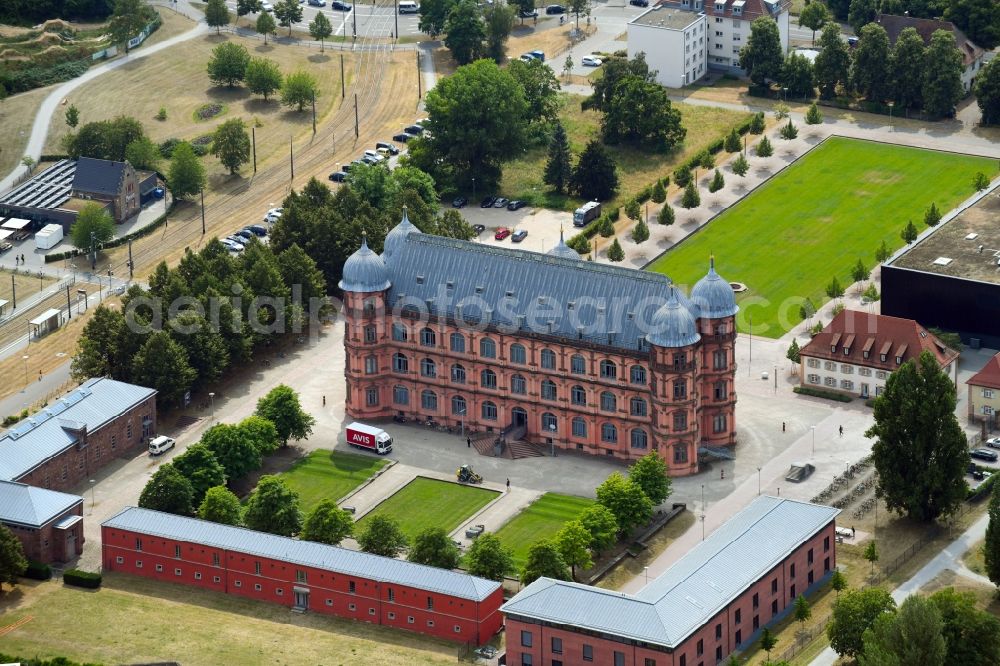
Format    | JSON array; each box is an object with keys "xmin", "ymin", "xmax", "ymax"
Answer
[{"xmin": 345, "ymin": 422, "xmax": 393, "ymax": 454}]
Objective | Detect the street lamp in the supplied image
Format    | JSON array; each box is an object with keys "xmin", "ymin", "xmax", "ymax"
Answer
[
  {"xmin": 472, "ymin": 177, "xmax": 476, "ymax": 202},
  {"xmin": 644, "ymin": 566, "xmax": 649, "ymax": 584},
  {"xmin": 209, "ymin": 392, "xmax": 216, "ymax": 421},
  {"xmin": 89, "ymin": 479, "xmax": 96, "ymax": 515},
  {"xmin": 782, "ymin": 86, "xmax": 788, "ymax": 103},
  {"xmin": 548, "ymin": 423, "xmax": 557, "ymax": 457},
  {"xmin": 21, "ymin": 355, "xmax": 29, "ymax": 389},
  {"xmin": 701, "ymin": 484, "xmax": 706, "ymax": 540},
  {"xmin": 757, "ymin": 466, "xmax": 762, "ymax": 496},
  {"xmin": 887, "ymin": 100, "xmax": 895, "ymax": 132},
  {"xmin": 811, "ymin": 425, "xmax": 816, "ymax": 456}
]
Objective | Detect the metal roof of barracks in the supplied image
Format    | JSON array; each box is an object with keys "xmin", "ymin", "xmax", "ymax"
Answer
[
  {"xmin": 501, "ymin": 496, "xmax": 839, "ymax": 648},
  {"xmin": 103, "ymin": 506, "xmax": 501, "ymax": 601}
]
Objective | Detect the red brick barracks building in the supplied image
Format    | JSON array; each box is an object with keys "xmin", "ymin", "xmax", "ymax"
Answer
[
  {"xmin": 502, "ymin": 497, "xmax": 839, "ymax": 666},
  {"xmin": 0, "ymin": 479, "xmax": 84, "ymax": 564},
  {"xmin": 340, "ymin": 213, "xmax": 739, "ymax": 475},
  {"xmin": 0, "ymin": 377, "xmax": 157, "ymax": 493},
  {"xmin": 102, "ymin": 507, "xmax": 504, "ymax": 644}
]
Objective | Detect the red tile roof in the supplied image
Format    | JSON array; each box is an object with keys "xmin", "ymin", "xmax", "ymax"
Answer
[
  {"xmin": 800, "ymin": 310, "xmax": 959, "ymax": 372},
  {"xmin": 969, "ymin": 352, "xmax": 1000, "ymax": 391},
  {"xmin": 876, "ymin": 14, "xmax": 984, "ymax": 67},
  {"xmin": 702, "ymin": 0, "xmax": 789, "ymax": 21}
]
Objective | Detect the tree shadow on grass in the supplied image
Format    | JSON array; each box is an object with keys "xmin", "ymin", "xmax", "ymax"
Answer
[
  {"xmin": 656, "ymin": 236, "xmax": 674, "ymax": 250},
  {"xmin": 282, "ymin": 109, "xmax": 315, "ymax": 125},
  {"xmin": 254, "ymin": 43, "xmax": 276, "ymax": 53},
  {"xmin": 245, "ymin": 98, "xmax": 284, "ymax": 115},
  {"xmin": 205, "ymin": 84, "xmax": 252, "ymax": 103},
  {"xmin": 754, "ymin": 166, "xmax": 772, "ymax": 178},
  {"xmin": 309, "ymin": 53, "xmax": 332, "ymax": 63}
]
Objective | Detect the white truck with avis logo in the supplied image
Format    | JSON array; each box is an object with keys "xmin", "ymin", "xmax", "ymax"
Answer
[{"xmin": 345, "ymin": 422, "xmax": 393, "ymax": 454}]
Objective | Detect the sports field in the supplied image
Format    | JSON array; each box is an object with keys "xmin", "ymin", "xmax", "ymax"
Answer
[
  {"xmin": 647, "ymin": 137, "xmax": 997, "ymax": 337},
  {"xmin": 276, "ymin": 449, "xmax": 388, "ymax": 512},
  {"xmin": 493, "ymin": 493, "xmax": 595, "ymax": 569},
  {"xmin": 356, "ymin": 477, "xmax": 499, "ymax": 542}
]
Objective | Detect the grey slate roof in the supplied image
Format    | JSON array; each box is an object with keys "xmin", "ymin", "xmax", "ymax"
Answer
[
  {"xmin": 646, "ymin": 287, "xmax": 701, "ymax": 348},
  {"xmin": 381, "ymin": 207, "xmax": 418, "ymax": 261},
  {"xmin": 690, "ymin": 257, "xmax": 739, "ymax": 319},
  {"xmin": 103, "ymin": 507, "xmax": 501, "ymax": 602},
  {"xmin": 381, "ymin": 229, "xmax": 703, "ymax": 352},
  {"xmin": 0, "ymin": 480, "xmax": 82, "ymax": 528},
  {"xmin": 339, "ymin": 235, "xmax": 392, "ymax": 293},
  {"xmin": 72, "ymin": 157, "xmax": 126, "ymax": 197},
  {"xmin": 502, "ymin": 496, "xmax": 839, "ymax": 648},
  {"xmin": 0, "ymin": 377, "xmax": 157, "ymax": 481},
  {"xmin": 547, "ymin": 229, "xmax": 581, "ymax": 260}
]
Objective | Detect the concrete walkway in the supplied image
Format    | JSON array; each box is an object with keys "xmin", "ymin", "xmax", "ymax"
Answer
[{"xmin": 810, "ymin": 513, "xmax": 990, "ymax": 665}]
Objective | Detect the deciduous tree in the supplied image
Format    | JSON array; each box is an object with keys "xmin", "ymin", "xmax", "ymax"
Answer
[
  {"xmin": 601, "ymin": 76, "xmax": 686, "ymax": 151},
  {"xmin": 212, "ymin": 117, "xmax": 251, "ymax": 174},
  {"xmin": 255, "ymin": 384, "xmax": 316, "ymax": 446},
  {"xmin": 795, "ymin": 594, "xmax": 812, "ymax": 627},
  {"xmin": 858, "ymin": 595, "xmax": 945, "ymax": 666},
  {"xmin": 578, "ymin": 504, "xmax": 618, "ymax": 555},
  {"xmin": 571, "ymin": 140, "xmax": 619, "ymax": 201},
  {"xmin": 132, "ymin": 331, "xmax": 197, "ymax": 408},
  {"xmin": 851, "ymin": 257, "xmax": 870, "ymax": 285},
  {"xmin": 851, "ymin": 23, "xmax": 891, "ymax": 102},
  {"xmin": 301, "ymin": 499, "xmax": 354, "ymax": 545},
  {"xmin": 167, "ymin": 141, "xmax": 206, "ymax": 199},
  {"xmin": 465, "ymin": 533, "xmax": 514, "ymax": 581},
  {"xmin": 786, "ymin": 338, "xmax": 800, "ymax": 363},
  {"xmin": 985, "ymin": 481, "xmax": 1000, "ymax": 588},
  {"xmin": 0, "ymin": 524, "xmax": 28, "ymax": 593},
  {"xmin": 944, "ymin": 0, "xmax": 1000, "ymax": 50},
  {"xmin": 782, "ymin": 51, "xmax": 814, "ymax": 99},
  {"xmin": 543, "ymin": 122, "xmax": 572, "ymax": 194},
  {"xmin": 760, "ymin": 627, "xmax": 777, "ymax": 661},
  {"xmin": 827, "ymin": 587, "xmax": 896, "ymax": 659},
  {"xmin": 237, "ymin": 0, "xmax": 263, "ymax": 27},
  {"xmin": 798, "ymin": 0, "xmax": 830, "ymax": 43},
  {"xmin": 847, "ymin": 0, "xmax": 877, "ymax": 33},
  {"xmin": 482, "ymin": 3, "xmax": 515, "ymax": 63},
  {"xmin": 201, "ymin": 422, "xmax": 263, "ymax": 480},
  {"xmin": 814, "ymin": 23, "xmax": 850, "ymax": 99},
  {"xmin": 139, "ymin": 463, "xmax": 195, "ymax": 515},
  {"xmin": 739, "ymin": 17, "xmax": 783, "ymax": 87},
  {"xmin": 629, "ymin": 452, "xmax": 671, "ymax": 505},
  {"xmin": 554, "ymin": 520, "xmax": 593, "ymax": 579},
  {"xmin": 357, "ymin": 514, "xmax": 408, "ymax": 557},
  {"xmin": 309, "ymin": 11, "xmax": 332, "ymax": 50},
  {"xmin": 419, "ymin": 0, "xmax": 457, "ymax": 37},
  {"xmin": 876, "ymin": 239, "xmax": 891, "ymax": 263},
  {"xmin": 172, "ymin": 444, "xmax": 226, "ymax": 505},
  {"xmin": 929, "ymin": 586, "xmax": 1000, "ymax": 666},
  {"xmin": 207, "ymin": 41, "xmax": 250, "ymax": 87},
  {"xmin": 596, "ymin": 472, "xmax": 653, "ymax": 535},
  {"xmin": 444, "ymin": 0, "xmax": 484, "ymax": 65},
  {"xmin": 521, "ymin": 540, "xmax": 570, "ymax": 585},
  {"xmin": 891, "ymin": 27, "xmax": 926, "ymax": 111},
  {"xmin": 408, "ymin": 526, "xmax": 461, "ymax": 569},
  {"xmin": 973, "ymin": 172, "xmax": 990, "ymax": 191},
  {"xmin": 922, "ymin": 29, "xmax": 964, "ymax": 118},
  {"xmin": 205, "ymin": 0, "xmax": 231, "ymax": 34},
  {"xmin": 244, "ymin": 475, "xmax": 302, "ymax": 536},
  {"xmin": 125, "ymin": 135, "xmax": 160, "ymax": 170},
  {"xmin": 70, "ymin": 202, "xmax": 115, "ymax": 252},
  {"xmin": 864, "ymin": 539, "xmax": 879, "ymax": 573},
  {"xmin": 583, "ymin": 53, "xmax": 655, "ymax": 112},
  {"xmin": 107, "ymin": 0, "xmax": 153, "ymax": 53},
  {"xmin": 281, "ymin": 69, "xmax": 318, "ymax": 111},
  {"xmin": 256, "ymin": 11, "xmax": 277, "ymax": 44},
  {"xmin": 273, "ymin": 0, "xmax": 303, "ymax": 35},
  {"xmin": 825, "ymin": 275, "xmax": 844, "ymax": 298},
  {"xmin": 508, "ymin": 58, "xmax": 561, "ymax": 126},
  {"xmin": 198, "ymin": 485, "xmax": 243, "ymax": 525},
  {"xmin": 867, "ymin": 350, "xmax": 969, "ymax": 521}
]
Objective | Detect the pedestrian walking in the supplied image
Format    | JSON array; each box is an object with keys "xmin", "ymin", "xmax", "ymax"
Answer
[
  {"xmin": 467, "ymin": 437, "xmax": 471, "ymax": 448},
  {"xmin": 21, "ymin": 254, "xmax": 25, "ymax": 264},
  {"xmin": 322, "ymin": 395, "xmax": 326, "ymax": 406},
  {"xmin": 720, "ymin": 469, "xmax": 725, "ymax": 480},
  {"xmin": 839, "ymin": 425, "xmax": 844, "ymax": 436},
  {"xmin": 506, "ymin": 478, "xmax": 510, "ymax": 492},
  {"xmin": 851, "ymin": 525, "xmax": 856, "ymax": 538},
  {"xmin": 782, "ymin": 421, "xmax": 786, "ymax": 432}
]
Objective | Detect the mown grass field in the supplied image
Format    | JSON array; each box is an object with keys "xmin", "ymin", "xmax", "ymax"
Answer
[
  {"xmin": 493, "ymin": 492, "xmax": 595, "ymax": 569},
  {"xmin": 356, "ymin": 477, "xmax": 499, "ymax": 542},
  {"xmin": 275, "ymin": 449, "xmax": 388, "ymax": 511},
  {"xmin": 0, "ymin": 574, "xmax": 455, "ymax": 665},
  {"xmin": 647, "ymin": 137, "xmax": 997, "ymax": 338},
  {"xmin": 500, "ymin": 92, "xmax": 751, "ymax": 211}
]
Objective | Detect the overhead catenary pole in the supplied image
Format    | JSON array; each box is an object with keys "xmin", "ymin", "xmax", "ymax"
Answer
[
  {"xmin": 200, "ymin": 188, "xmax": 206, "ymax": 234},
  {"xmin": 10, "ymin": 275, "xmax": 15, "ymax": 309},
  {"xmin": 252, "ymin": 126, "xmax": 257, "ymax": 172},
  {"xmin": 354, "ymin": 93, "xmax": 359, "ymax": 138},
  {"xmin": 312, "ymin": 91, "xmax": 316, "ymax": 134},
  {"xmin": 341, "ymin": 54, "xmax": 346, "ymax": 99},
  {"xmin": 289, "ymin": 136, "xmax": 294, "ymax": 179},
  {"xmin": 394, "ymin": 0, "xmax": 398, "ymax": 41},
  {"xmin": 90, "ymin": 231, "xmax": 96, "ymax": 271},
  {"xmin": 416, "ymin": 51, "xmax": 422, "ymax": 98},
  {"xmin": 128, "ymin": 237, "xmax": 134, "ymax": 279},
  {"xmin": 352, "ymin": 3, "xmax": 356, "ymax": 38},
  {"xmin": 66, "ymin": 284, "xmax": 72, "ymax": 318}
]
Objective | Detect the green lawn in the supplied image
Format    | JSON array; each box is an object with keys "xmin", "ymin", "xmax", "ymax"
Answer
[
  {"xmin": 493, "ymin": 493, "xmax": 595, "ymax": 569},
  {"xmin": 500, "ymin": 92, "xmax": 751, "ymax": 211},
  {"xmin": 647, "ymin": 137, "xmax": 997, "ymax": 338},
  {"xmin": 356, "ymin": 477, "xmax": 500, "ymax": 541},
  {"xmin": 276, "ymin": 449, "xmax": 388, "ymax": 512}
]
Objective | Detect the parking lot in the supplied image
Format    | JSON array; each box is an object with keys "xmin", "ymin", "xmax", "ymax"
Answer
[
  {"xmin": 226, "ymin": 0, "xmax": 424, "ymax": 39},
  {"xmin": 454, "ymin": 202, "xmax": 574, "ymax": 255}
]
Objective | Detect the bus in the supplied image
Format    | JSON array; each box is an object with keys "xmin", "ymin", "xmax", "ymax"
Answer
[{"xmin": 573, "ymin": 201, "xmax": 602, "ymax": 227}]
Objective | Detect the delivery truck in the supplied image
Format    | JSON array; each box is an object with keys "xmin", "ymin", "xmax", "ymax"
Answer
[{"xmin": 345, "ymin": 422, "xmax": 393, "ymax": 454}]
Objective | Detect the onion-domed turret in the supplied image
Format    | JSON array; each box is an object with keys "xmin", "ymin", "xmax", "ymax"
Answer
[
  {"xmin": 381, "ymin": 206, "xmax": 419, "ymax": 262},
  {"xmin": 646, "ymin": 286, "xmax": 701, "ymax": 348},
  {"xmin": 690, "ymin": 257, "xmax": 738, "ymax": 319},
  {"xmin": 547, "ymin": 228, "xmax": 579, "ymax": 260},
  {"xmin": 338, "ymin": 234, "xmax": 391, "ymax": 293}
]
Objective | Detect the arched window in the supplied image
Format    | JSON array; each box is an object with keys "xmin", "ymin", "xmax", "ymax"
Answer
[
  {"xmin": 541, "ymin": 348, "xmax": 556, "ymax": 370},
  {"xmin": 571, "ymin": 354, "xmax": 586, "ymax": 374},
  {"xmin": 541, "ymin": 380, "xmax": 557, "ymax": 401},
  {"xmin": 451, "ymin": 395, "xmax": 467, "ymax": 415},
  {"xmin": 451, "ymin": 364, "xmax": 466, "ymax": 384},
  {"xmin": 481, "ymin": 369, "xmax": 497, "ymax": 390},
  {"xmin": 510, "ymin": 344, "xmax": 527, "ymax": 365},
  {"xmin": 630, "ymin": 429, "xmax": 648, "ymax": 449},
  {"xmin": 630, "ymin": 365, "xmax": 647, "ymax": 385},
  {"xmin": 572, "ymin": 417, "xmax": 587, "ymax": 438},
  {"xmin": 392, "ymin": 353, "xmax": 408, "ymax": 373},
  {"xmin": 541, "ymin": 413, "xmax": 558, "ymax": 432},
  {"xmin": 450, "ymin": 332, "xmax": 466, "ymax": 353},
  {"xmin": 630, "ymin": 397, "xmax": 648, "ymax": 417},
  {"xmin": 421, "ymin": 390, "xmax": 437, "ymax": 410},
  {"xmin": 601, "ymin": 423, "xmax": 618, "ymax": 443},
  {"xmin": 511, "ymin": 374, "xmax": 527, "ymax": 395},
  {"xmin": 480, "ymin": 338, "xmax": 496, "ymax": 358},
  {"xmin": 392, "ymin": 323, "xmax": 408, "ymax": 342},
  {"xmin": 420, "ymin": 358, "xmax": 437, "ymax": 378},
  {"xmin": 600, "ymin": 360, "xmax": 617, "ymax": 379},
  {"xmin": 482, "ymin": 401, "xmax": 498, "ymax": 420},
  {"xmin": 571, "ymin": 385, "xmax": 587, "ymax": 406},
  {"xmin": 419, "ymin": 327, "xmax": 436, "ymax": 347},
  {"xmin": 392, "ymin": 386, "xmax": 409, "ymax": 405},
  {"xmin": 600, "ymin": 391, "xmax": 617, "ymax": 412}
]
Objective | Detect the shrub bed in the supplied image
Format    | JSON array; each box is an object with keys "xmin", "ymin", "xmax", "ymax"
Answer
[
  {"xmin": 793, "ymin": 386, "xmax": 853, "ymax": 402},
  {"xmin": 63, "ymin": 568, "xmax": 102, "ymax": 589},
  {"xmin": 23, "ymin": 560, "xmax": 52, "ymax": 580}
]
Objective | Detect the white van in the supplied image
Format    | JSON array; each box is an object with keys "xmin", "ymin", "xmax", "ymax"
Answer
[
  {"xmin": 148, "ymin": 435, "xmax": 176, "ymax": 456},
  {"xmin": 399, "ymin": 1, "xmax": 418, "ymax": 13}
]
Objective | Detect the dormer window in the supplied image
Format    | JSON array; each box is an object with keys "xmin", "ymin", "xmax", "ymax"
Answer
[
  {"xmin": 830, "ymin": 345, "xmax": 837, "ymax": 354},
  {"xmin": 715, "ymin": 1, "xmax": 725, "ymax": 9},
  {"xmin": 863, "ymin": 351, "xmax": 870, "ymax": 359},
  {"xmin": 843, "ymin": 347, "xmax": 850, "ymax": 355},
  {"xmin": 895, "ymin": 356, "xmax": 902, "ymax": 365},
  {"xmin": 880, "ymin": 354, "xmax": 887, "ymax": 362}
]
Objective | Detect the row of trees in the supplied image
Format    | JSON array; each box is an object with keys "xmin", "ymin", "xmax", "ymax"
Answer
[
  {"xmin": 741, "ymin": 15, "xmax": 966, "ymax": 119},
  {"xmin": 70, "ymin": 237, "xmax": 327, "ymax": 407},
  {"xmin": 821, "ymin": 0, "xmax": 1000, "ymax": 50},
  {"xmin": 207, "ymin": 42, "xmax": 319, "ymax": 110}
]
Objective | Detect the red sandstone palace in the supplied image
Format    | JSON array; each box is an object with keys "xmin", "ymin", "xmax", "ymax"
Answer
[{"xmin": 339, "ymin": 213, "xmax": 738, "ymax": 476}]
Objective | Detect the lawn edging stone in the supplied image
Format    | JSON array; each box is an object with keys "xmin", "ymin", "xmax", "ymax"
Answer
[{"xmin": 336, "ymin": 458, "xmax": 397, "ymax": 505}]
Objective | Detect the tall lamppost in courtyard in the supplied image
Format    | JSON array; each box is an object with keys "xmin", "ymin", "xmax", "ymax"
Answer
[
  {"xmin": 757, "ymin": 466, "xmax": 762, "ymax": 496},
  {"xmin": 209, "ymin": 392, "xmax": 216, "ymax": 422},
  {"xmin": 811, "ymin": 425, "xmax": 816, "ymax": 456},
  {"xmin": 887, "ymin": 100, "xmax": 894, "ymax": 132},
  {"xmin": 90, "ymin": 479, "xmax": 96, "ymax": 515}
]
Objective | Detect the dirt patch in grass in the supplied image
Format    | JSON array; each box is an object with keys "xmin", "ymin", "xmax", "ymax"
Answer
[{"xmin": 0, "ymin": 574, "xmax": 457, "ymax": 665}]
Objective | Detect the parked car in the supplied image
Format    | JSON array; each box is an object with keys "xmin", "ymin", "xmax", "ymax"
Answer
[
  {"xmin": 393, "ymin": 132, "xmax": 418, "ymax": 142},
  {"xmin": 529, "ymin": 50, "xmax": 544, "ymax": 62},
  {"xmin": 331, "ymin": 0, "xmax": 352, "ymax": 8},
  {"xmin": 987, "ymin": 437, "xmax": 1000, "ymax": 449},
  {"xmin": 519, "ymin": 8, "xmax": 539, "ymax": 17},
  {"xmin": 221, "ymin": 238, "xmax": 244, "ymax": 252},
  {"xmin": 404, "ymin": 124, "xmax": 424, "ymax": 135},
  {"xmin": 472, "ymin": 224, "xmax": 486, "ymax": 234},
  {"xmin": 507, "ymin": 200, "xmax": 526, "ymax": 211},
  {"xmin": 234, "ymin": 229, "xmax": 255, "ymax": 240},
  {"xmin": 329, "ymin": 171, "xmax": 347, "ymax": 182},
  {"xmin": 512, "ymin": 229, "xmax": 528, "ymax": 242},
  {"xmin": 452, "ymin": 196, "xmax": 468, "ymax": 208},
  {"xmin": 308, "ymin": 0, "xmax": 327, "ymax": 6},
  {"xmin": 376, "ymin": 141, "xmax": 400, "ymax": 155},
  {"xmin": 971, "ymin": 448, "xmax": 999, "ymax": 462},
  {"xmin": 545, "ymin": 4, "xmax": 564, "ymax": 13},
  {"xmin": 245, "ymin": 225, "xmax": 268, "ymax": 237},
  {"xmin": 0, "ymin": 242, "xmax": 11, "ymax": 253},
  {"xmin": 480, "ymin": 196, "xmax": 497, "ymax": 208},
  {"xmin": 581, "ymin": 55, "xmax": 602, "ymax": 67},
  {"xmin": 148, "ymin": 436, "xmax": 176, "ymax": 456},
  {"xmin": 629, "ymin": 0, "xmax": 649, "ymax": 5},
  {"xmin": 264, "ymin": 208, "xmax": 283, "ymax": 223},
  {"xmin": 350, "ymin": 159, "xmax": 367, "ymax": 169},
  {"xmin": 493, "ymin": 197, "xmax": 509, "ymax": 208},
  {"xmin": 261, "ymin": 1, "xmax": 274, "ymax": 10},
  {"xmin": 226, "ymin": 235, "xmax": 249, "ymax": 246},
  {"xmin": 494, "ymin": 227, "xmax": 511, "ymax": 240}
]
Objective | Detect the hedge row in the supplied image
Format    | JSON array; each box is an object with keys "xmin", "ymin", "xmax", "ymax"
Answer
[
  {"xmin": 63, "ymin": 568, "xmax": 102, "ymax": 588},
  {"xmin": 793, "ymin": 386, "xmax": 853, "ymax": 403},
  {"xmin": 23, "ymin": 560, "xmax": 52, "ymax": 580},
  {"xmin": 0, "ymin": 655, "xmax": 101, "ymax": 666},
  {"xmin": 45, "ymin": 196, "xmax": 174, "ymax": 264},
  {"xmin": 0, "ymin": 59, "xmax": 90, "ymax": 95},
  {"xmin": 968, "ymin": 471, "xmax": 999, "ymax": 501},
  {"xmin": 565, "ymin": 112, "xmax": 761, "ymax": 253}
]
